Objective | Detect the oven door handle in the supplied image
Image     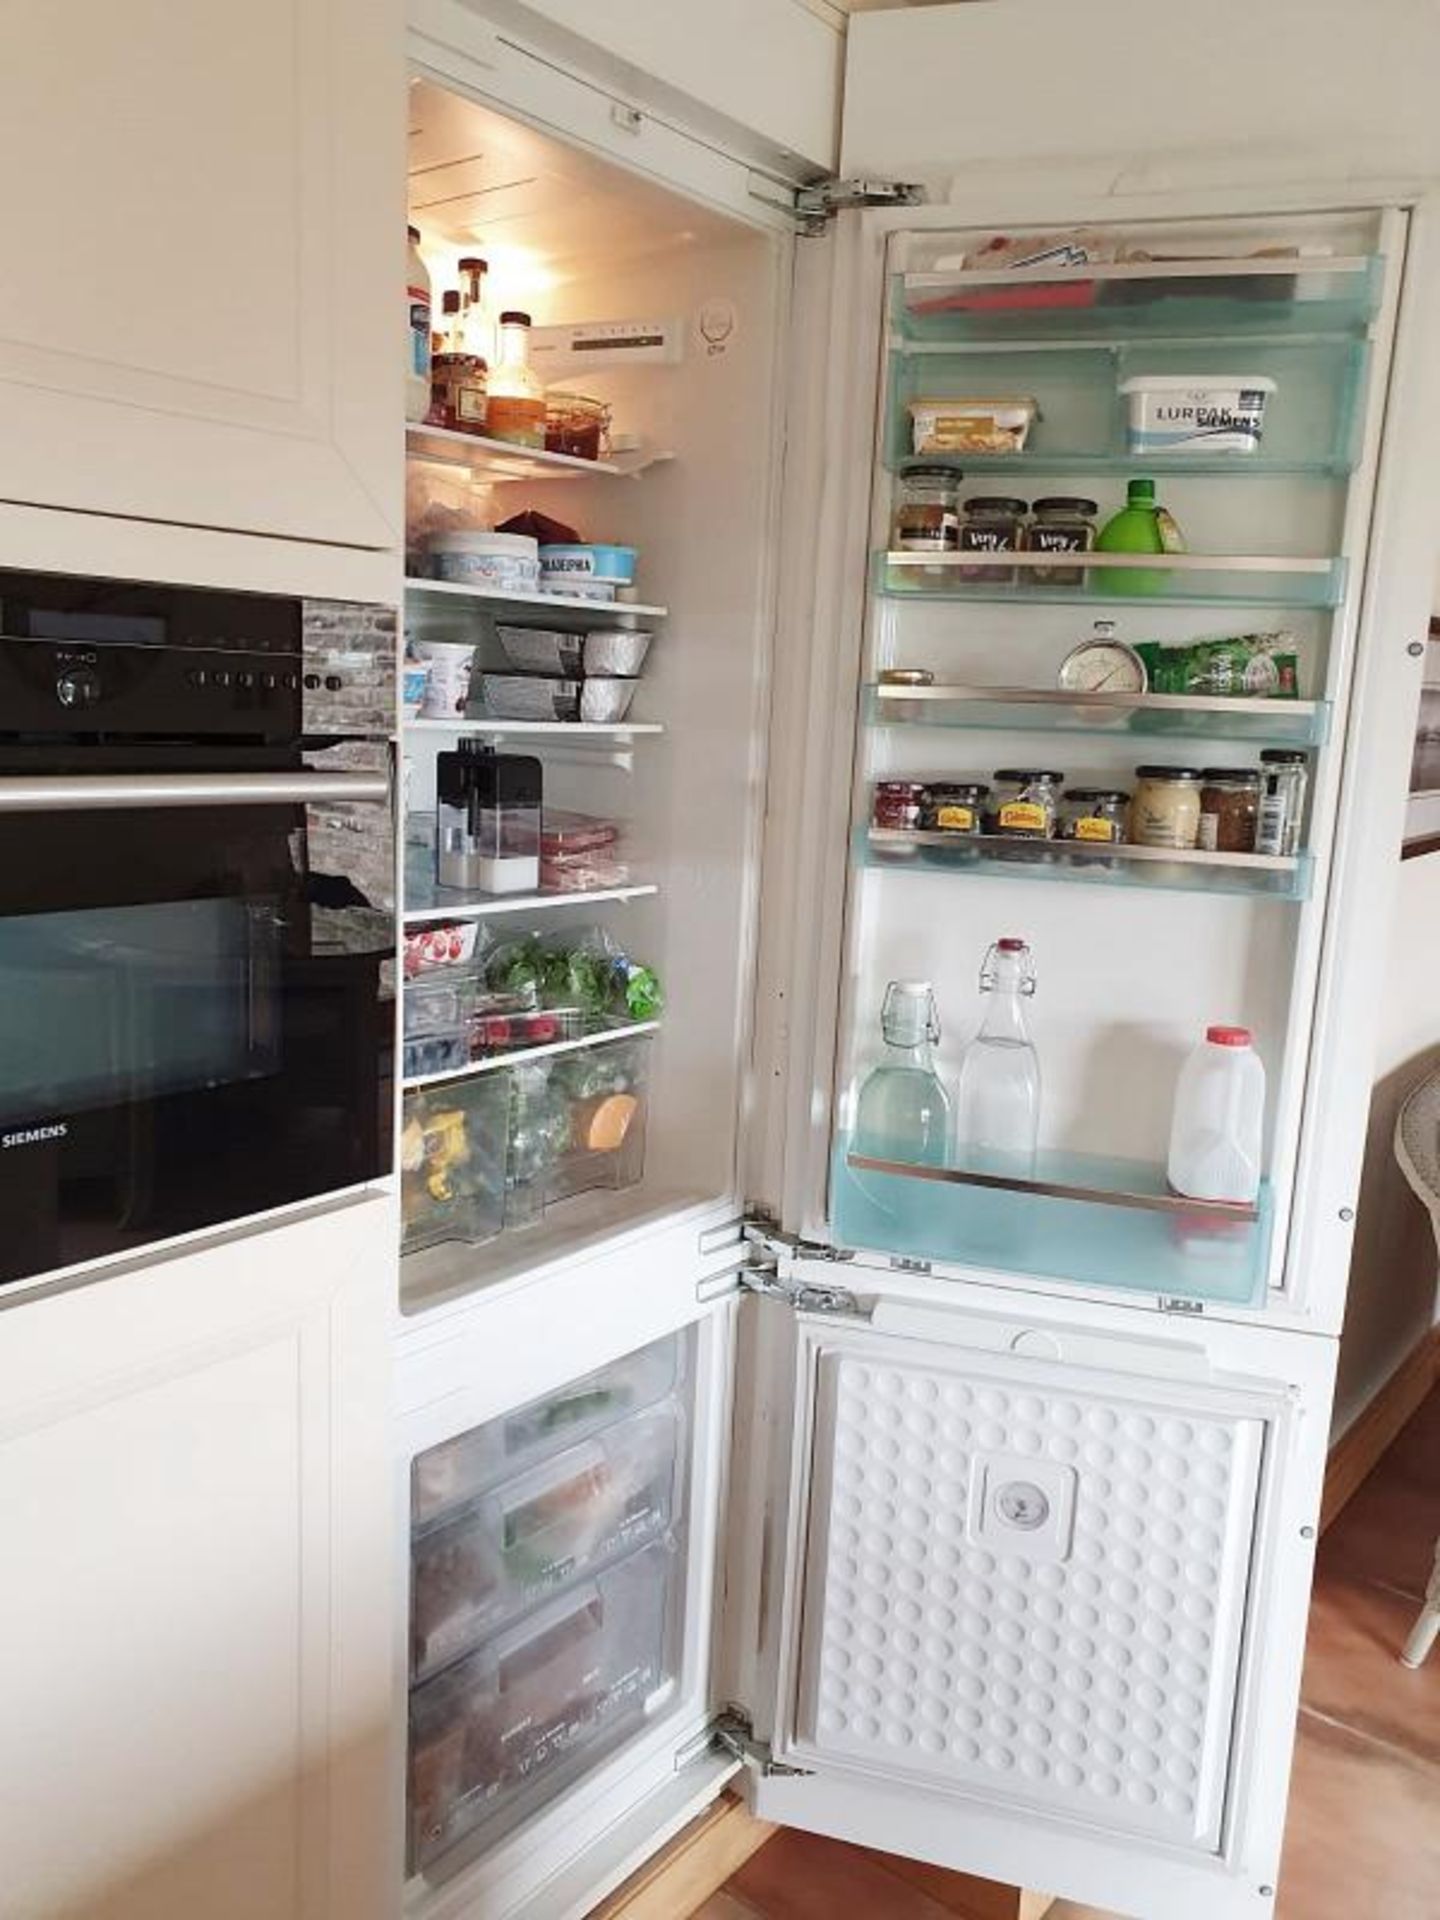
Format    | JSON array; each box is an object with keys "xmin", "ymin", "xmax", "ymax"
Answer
[{"xmin": 0, "ymin": 771, "xmax": 391, "ymax": 812}]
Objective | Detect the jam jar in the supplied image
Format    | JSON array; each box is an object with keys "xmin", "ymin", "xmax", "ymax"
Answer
[
  {"xmin": 893, "ymin": 465, "xmax": 961, "ymax": 553},
  {"xmin": 1025, "ymin": 496, "xmax": 1098, "ymax": 586},
  {"xmin": 1131, "ymin": 766, "xmax": 1203, "ymax": 849},
  {"xmin": 872, "ymin": 781, "xmax": 927, "ymax": 831},
  {"xmin": 921, "ymin": 781, "xmax": 988, "ymax": 834},
  {"xmin": 957, "ymin": 496, "xmax": 1028, "ymax": 584},
  {"xmin": 1197, "ymin": 768, "xmax": 1262, "ymax": 852},
  {"xmin": 988, "ymin": 769, "xmax": 1063, "ymax": 838},
  {"xmin": 1058, "ymin": 788, "xmax": 1130, "ymax": 845}
]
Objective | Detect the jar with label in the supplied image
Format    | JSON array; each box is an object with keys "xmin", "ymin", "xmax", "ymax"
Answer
[
  {"xmin": 958, "ymin": 497, "xmax": 1028, "ymax": 584},
  {"xmin": 893, "ymin": 465, "xmax": 961, "ymax": 553},
  {"xmin": 988, "ymin": 769, "xmax": 1063, "ymax": 838},
  {"xmin": 1058, "ymin": 788, "xmax": 1129, "ymax": 845},
  {"xmin": 429, "ymin": 353, "xmax": 488, "ymax": 431},
  {"xmin": 1255, "ymin": 750, "xmax": 1308, "ymax": 856},
  {"xmin": 1131, "ymin": 766, "xmax": 1203, "ymax": 848},
  {"xmin": 1197, "ymin": 768, "xmax": 1261, "ymax": 852},
  {"xmin": 1025, "ymin": 497, "xmax": 1098, "ymax": 587},
  {"xmin": 872, "ymin": 781, "xmax": 927, "ymax": 831},
  {"xmin": 921, "ymin": 781, "xmax": 988, "ymax": 834}
]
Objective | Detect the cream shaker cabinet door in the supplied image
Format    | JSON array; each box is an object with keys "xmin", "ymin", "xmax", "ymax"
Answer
[
  {"xmin": 0, "ymin": 0, "xmax": 403, "ymax": 550},
  {"xmin": 0, "ymin": 1198, "xmax": 397, "ymax": 1920}
]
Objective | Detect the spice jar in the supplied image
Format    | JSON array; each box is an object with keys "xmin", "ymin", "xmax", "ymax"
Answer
[
  {"xmin": 1131, "ymin": 766, "xmax": 1203, "ymax": 849},
  {"xmin": 1255, "ymin": 750, "xmax": 1309, "ymax": 856},
  {"xmin": 1198, "ymin": 768, "xmax": 1261, "ymax": 853},
  {"xmin": 872, "ymin": 781, "xmax": 927, "ymax": 831},
  {"xmin": 988, "ymin": 769, "xmax": 1063, "ymax": 838},
  {"xmin": 958, "ymin": 497, "xmax": 1028, "ymax": 584},
  {"xmin": 894, "ymin": 465, "xmax": 961, "ymax": 553},
  {"xmin": 544, "ymin": 392, "xmax": 611, "ymax": 461},
  {"xmin": 1058, "ymin": 788, "xmax": 1130, "ymax": 844},
  {"xmin": 921, "ymin": 782, "xmax": 988, "ymax": 834},
  {"xmin": 1025, "ymin": 496, "xmax": 1098, "ymax": 586}
]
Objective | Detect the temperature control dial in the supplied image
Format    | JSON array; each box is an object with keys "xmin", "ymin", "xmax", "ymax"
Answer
[{"xmin": 55, "ymin": 666, "xmax": 102, "ymax": 710}]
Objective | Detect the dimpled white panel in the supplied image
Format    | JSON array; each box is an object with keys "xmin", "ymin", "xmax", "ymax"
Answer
[{"xmin": 792, "ymin": 1347, "xmax": 1265, "ymax": 1853}]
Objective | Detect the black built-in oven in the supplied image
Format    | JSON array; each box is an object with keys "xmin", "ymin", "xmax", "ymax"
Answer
[{"xmin": 0, "ymin": 570, "xmax": 396, "ymax": 1288}]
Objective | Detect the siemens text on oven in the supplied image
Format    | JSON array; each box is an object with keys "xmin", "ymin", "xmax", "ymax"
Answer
[{"xmin": 3, "ymin": 1124, "xmax": 68, "ymax": 1148}]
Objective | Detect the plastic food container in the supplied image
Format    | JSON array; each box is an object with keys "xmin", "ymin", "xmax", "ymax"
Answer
[
  {"xmin": 481, "ymin": 674, "xmax": 582, "ymax": 722},
  {"xmin": 540, "ymin": 812, "xmax": 629, "ymax": 893},
  {"xmin": 1120, "ymin": 375, "xmax": 1277, "ymax": 455},
  {"xmin": 400, "ymin": 1077, "xmax": 510, "ymax": 1253},
  {"xmin": 506, "ymin": 1039, "xmax": 650, "ymax": 1228},
  {"xmin": 581, "ymin": 629, "xmax": 651, "ymax": 677},
  {"xmin": 430, "ymin": 531, "xmax": 540, "ymax": 589},
  {"xmin": 404, "ymin": 921, "xmax": 481, "ymax": 977},
  {"xmin": 579, "ymin": 677, "xmax": 639, "ymax": 724},
  {"xmin": 410, "ymin": 1399, "xmax": 682, "ymax": 1681},
  {"xmin": 494, "ymin": 625, "xmax": 653, "ymax": 680},
  {"xmin": 407, "ymin": 1540, "xmax": 675, "ymax": 1870},
  {"xmin": 909, "ymin": 396, "xmax": 1039, "ymax": 456},
  {"xmin": 543, "ymin": 392, "xmax": 611, "ymax": 461},
  {"xmin": 402, "ymin": 657, "xmax": 431, "ymax": 719},
  {"xmin": 538, "ymin": 544, "xmax": 637, "ymax": 588},
  {"xmin": 411, "ymin": 1331, "xmax": 683, "ymax": 1529}
]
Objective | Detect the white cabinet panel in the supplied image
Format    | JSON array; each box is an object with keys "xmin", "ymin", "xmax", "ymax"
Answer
[
  {"xmin": 0, "ymin": 0, "xmax": 403, "ymax": 550},
  {"xmin": 0, "ymin": 1197, "xmax": 396, "ymax": 1920}
]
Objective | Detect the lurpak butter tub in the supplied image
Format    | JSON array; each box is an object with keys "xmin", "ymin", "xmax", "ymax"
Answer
[{"xmin": 1120, "ymin": 375, "xmax": 1276, "ymax": 454}]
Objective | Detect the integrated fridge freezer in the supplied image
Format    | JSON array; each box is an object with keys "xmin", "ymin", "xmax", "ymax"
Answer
[{"xmin": 395, "ymin": 12, "xmax": 1440, "ymax": 1918}]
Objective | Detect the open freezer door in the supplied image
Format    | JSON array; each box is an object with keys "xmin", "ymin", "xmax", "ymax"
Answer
[{"xmin": 735, "ymin": 1273, "xmax": 1333, "ymax": 1920}]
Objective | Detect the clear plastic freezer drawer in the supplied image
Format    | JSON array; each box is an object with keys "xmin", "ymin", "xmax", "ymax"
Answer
[
  {"xmin": 407, "ymin": 1540, "xmax": 676, "ymax": 1873},
  {"xmin": 411, "ymin": 1331, "xmax": 682, "ymax": 1531},
  {"xmin": 411, "ymin": 1399, "xmax": 682, "ymax": 1681}
]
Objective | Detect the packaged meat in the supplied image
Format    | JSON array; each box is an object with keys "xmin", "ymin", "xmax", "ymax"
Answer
[{"xmin": 541, "ymin": 811, "xmax": 622, "ymax": 857}]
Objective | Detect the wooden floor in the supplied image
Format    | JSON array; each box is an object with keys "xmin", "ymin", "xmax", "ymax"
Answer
[{"xmin": 698, "ymin": 1385, "xmax": 1440, "ymax": 1920}]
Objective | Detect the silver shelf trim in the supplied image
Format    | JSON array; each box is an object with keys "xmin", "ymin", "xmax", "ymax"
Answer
[
  {"xmin": 873, "ymin": 684, "xmax": 1321, "ymax": 719},
  {"xmin": 883, "ymin": 550, "xmax": 1335, "ymax": 575},
  {"xmin": 845, "ymin": 1151, "xmax": 1260, "ymax": 1222},
  {"xmin": 901, "ymin": 255, "xmax": 1372, "ymax": 294},
  {"xmin": 867, "ymin": 828, "xmax": 1300, "ymax": 874}
]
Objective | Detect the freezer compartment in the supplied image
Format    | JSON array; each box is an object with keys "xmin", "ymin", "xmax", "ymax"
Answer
[
  {"xmin": 412, "ymin": 1331, "xmax": 683, "ymax": 1529},
  {"xmin": 401, "ymin": 1077, "xmax": 510, "ymax": 1254},
  {"xmin": 831, "ymin": 1136, "xmax": 1272, "ymax": 1306},
  {"xmin": 411, "ymin": 1398, "xmax": 684, "ymax": 1680},
  {"xmin": 506, "ymin": 1037, "xmax": 650, "ymax": 1227},
  {"xmin": 408, "ymin": 1540, "xmax": 678, "ymax": 1873}
]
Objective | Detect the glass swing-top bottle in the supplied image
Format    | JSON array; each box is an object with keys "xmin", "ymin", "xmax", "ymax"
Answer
[
  {"xmin": 955, "ymin": 937, "xmax": 1041, "ymax": 1173},
  {"xmin": 852, "ymin": 980, "xmax": 952, "ymax": 1167}
]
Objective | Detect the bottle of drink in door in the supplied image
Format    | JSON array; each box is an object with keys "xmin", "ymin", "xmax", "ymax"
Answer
[
  {"xmin": 955, "ymin": 938, "xmax": 1041, "ymax": 1172},
  {"xmin": 852, "ymin": 981, "xmax": 952, "ymax": 1167}
]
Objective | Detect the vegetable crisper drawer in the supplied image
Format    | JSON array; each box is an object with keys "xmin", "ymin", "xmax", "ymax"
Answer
[
  {"xmin": 408, "ymin": 1541, "xmax": 677, "ymax": 1873},
  {"xmin": 411, "ymin": 1331, "xmax": 682, "ymax": 1530},
  {"xmin": 411, "ymin": 1399, "xmax": 683, "ymax": 1681}
]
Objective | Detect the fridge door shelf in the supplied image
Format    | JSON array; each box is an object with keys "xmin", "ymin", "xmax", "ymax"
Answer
[
  {"xmin": 861, "ymin": 828, "xmax": 1313, "ymax": 901},
  {"xmin": 878, "ymin": 550, "xmax": 1345, "ymax": 609},
  {"xmin": 832, "ymin": 1136, "xmax": 1272, "ymax": 1305},
  {"xmin": 869, "ymin": 684, "xmax": 1330, "ymax": 747},
  {"xmin": 410, "ymin": 1399, "xmax": 683, "ymax": 1683},
  {"xmin": 892, "ymin": 253, "xmax": 1381, "ymax": 346}
]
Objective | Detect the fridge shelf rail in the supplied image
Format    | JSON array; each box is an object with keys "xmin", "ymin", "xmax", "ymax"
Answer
[
  {"xmin": 877, "ymin": 549, "xmax": 1346, "ymax": 610},
  {"xmin": 892, "ymin": 254, "xmax": 1381, "ymax": 346},
  {"xmin": 868, "ymin": 683, "xmax": 1331, "ymax": 747},
  {"xmin": 402, "ymin": 877, "xmax": 659, "ymax": 926},
  {"xmin": 400, "ymin": 1019, "xmax": 661, "ymax": 1092},
  {"xmin": 831, "ymin": 1136, "xmax": 1272, "ymax": 1306},
  {"xmin": 405, "ymin": 577, "xmax": 669, "ymax": 624},
  {"xmin": 404, "ymin": 716, "xmax": 663, "ymax": 742},
  {"xmin": 405, "ymin": 423, "xmax": 675, "ymax": 481},
  {"xmin": 861, "ymin": 827, "xmax": 1313, "ymax": 900}
]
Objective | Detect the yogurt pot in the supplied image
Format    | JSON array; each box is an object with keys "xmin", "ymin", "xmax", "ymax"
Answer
[
  {"xmin": 1120, "ymin": 375, "xmax": 1277, "ymax": 455},
  {"xmin": 538, "ymin": 543, "xmax": 638, "ymax": 588},
  {"xmin": 429, "ymin": 530, "xmax": 540, "ymax": 589},
  {"xmin": 414, "ymin": 644, "xmax": 476, "ymax": 719}
]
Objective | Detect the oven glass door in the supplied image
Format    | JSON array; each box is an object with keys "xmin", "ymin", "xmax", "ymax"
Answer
[{"xmin": 0, "ymin": 768, "xmax": 393, "ymax": 1285}]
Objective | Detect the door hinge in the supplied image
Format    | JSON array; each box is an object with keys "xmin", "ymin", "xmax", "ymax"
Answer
[
  {"xmin": 748, "ymin": 173, "xmax": 926, "ymax": 236},
  {"xmin": 739, "ymin": 1217, "xmax": 867, "ymax": 1320},
  {"xmin": 712, "ymin": 1707, "xmax": 814, "ymax": 1778}
]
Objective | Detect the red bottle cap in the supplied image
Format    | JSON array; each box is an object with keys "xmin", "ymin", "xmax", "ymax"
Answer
[
  {"xmin": 1206, "ymin": 1025, "xmax": 1252, "ymax": 1047},
  {"xmin": 997, "ymin": 937, "xmax": 1027, "ymax": 952}
]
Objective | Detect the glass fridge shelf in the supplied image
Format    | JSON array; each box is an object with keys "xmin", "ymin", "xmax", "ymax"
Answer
[
  {"xmin": 831, "ymin": 1134, "xmax": 1272, "ymax": 1306},
  {"xmin": 882, "ymin": 448, "xmax": 1355, "ymax": 480},
  {"xmin": 891, "ymin": 254, "xmax": 1381, "ymax": 347},
  {"xmin": 877, "ymin": 550, "xmax": 1346, "ymax": 610},
  {"xmin": 868, "ymin": 684, "xmax": 1331, "ymax": 747},
  {"xmin": 860, "ymin": 827, "xmax": 1313, "ymax": 901}
]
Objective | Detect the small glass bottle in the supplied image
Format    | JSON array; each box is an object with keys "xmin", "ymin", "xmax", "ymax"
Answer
[
  {"xmin": 852, "ymin": 981, "xmax": 952, "ymax": 1168},
  {"xmin": 457, "ymin": 257, "xmax": 494, "ymax": 366},
  {"xmin": 955, "ymin": 938, "xmax": 1041, "ymax": 1173},
  {"xmin": 486, "ymin": 310, "xmax": 547, "ymax": 448},
  {"xmin": 893, "ymin": 465, "xmax": 961, "ymax": 553},
  {"xmin": 1255, "ymin": 750, "xmax": 1309, "ymax": 856}
]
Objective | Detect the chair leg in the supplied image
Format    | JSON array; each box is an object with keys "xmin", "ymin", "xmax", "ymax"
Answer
[{"xmin": 1400, "ymin": 1536, "xmax": 1440, "ymax": 1669}]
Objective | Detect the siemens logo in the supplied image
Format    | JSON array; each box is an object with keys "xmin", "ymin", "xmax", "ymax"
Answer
[{"xmin": 2, "ymin": 1124, "xmax": 68, "ymax": 1149}]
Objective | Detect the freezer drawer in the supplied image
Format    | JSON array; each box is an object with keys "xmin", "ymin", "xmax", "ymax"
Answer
[
  {"xmin": 411, "ymin": 1399, "xmax": 684, "ymax": 1681},
  {"xmin": 412, "ymin": 1330, "xmax": 682, "ymax": 1530},
  {"xmin": 408, "ymin": 1540, "xmax": 678, "ymax": 1874}
]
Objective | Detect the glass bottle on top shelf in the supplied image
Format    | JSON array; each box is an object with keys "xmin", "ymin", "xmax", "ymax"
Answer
[
  {"xmin": 457, "ymin": 257, "xmax": 494, "ymax": 367},
  {"xmin": 852, "ymin": 981, "xmax": 952, "ymax": 1167},
  {"xmin": 487, "ymin": 310, "xmax": 547, "ymax": 449},
  {"xmin": 955, "ymin": 938, "xmax": 1041, "ymax": 1174},
  {"xmin": 1095, "ymin": 477, "xmax": 1185, "ymax": 594}
]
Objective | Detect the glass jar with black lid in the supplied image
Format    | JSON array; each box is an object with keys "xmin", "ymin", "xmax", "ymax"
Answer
[
  {"xmin": 1025, "ymin": 496, "xmax": 1098, "ymax": 586},
  {"xmin": 958, "ymin": 496, "xmax": 1028, "ymax": 584}
]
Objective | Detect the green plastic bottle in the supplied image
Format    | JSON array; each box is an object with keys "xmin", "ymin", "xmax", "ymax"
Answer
[{"xmin": 1095, "ymin": 476, "xmax": 1185, "ymax": 596}]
